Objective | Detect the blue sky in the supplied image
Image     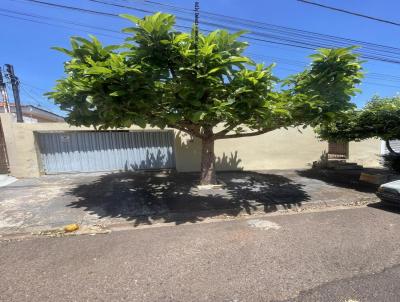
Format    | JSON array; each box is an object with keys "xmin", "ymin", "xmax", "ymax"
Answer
[{"xmin": 2, "ymin": 0, "xmax": 400, "ymax": 116}]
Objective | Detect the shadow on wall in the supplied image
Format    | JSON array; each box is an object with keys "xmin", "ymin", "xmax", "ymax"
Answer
[
  {"xmin": 216, "ymin": 151, "xmax": 242, "ymax": 171},
  {"xmin": 174, "ymin": 132, "xmax": 243, "ymax": 171},
  {"xmin": 122, "ymin": 138, "xmax": 243, "ymax": 172},
  {"xmin": 123, "ymin": 149, "xmax": 174, "ymax": 171},
  {"xmin": 67, "ymin": 170, "xmax": 310, "ymax": 226}
]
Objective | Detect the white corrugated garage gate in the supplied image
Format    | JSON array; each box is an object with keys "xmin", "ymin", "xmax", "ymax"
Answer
[{"xmin": 35, "ymin": 130, "xmax": 176, "ymax": 174}]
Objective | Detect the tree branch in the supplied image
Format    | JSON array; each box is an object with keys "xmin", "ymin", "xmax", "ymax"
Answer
[
  {"xmin": 174, "ymin": 121, "xmax": 207, "ymax": 139},
  {"xmin": 216, "ymin": 128, "xmax": 275, "ymax": 140},
  {"xmin": 174, "ymin": 125, "xmax": 195, "ymax": 136},
  {"xmin": 214, "ymin": 124, "xmax": 237, "ymax": 139}
]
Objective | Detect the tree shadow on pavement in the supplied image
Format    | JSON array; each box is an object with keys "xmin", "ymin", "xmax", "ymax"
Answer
[
  {"xmin": 368, "ymin": 202, "xmax": 400, "ymax": 214},
  {"xmin": 67, "ymin": 171, "xmax": 310, "ymax": 226},
  {"xmin": 297, "ymin": 168, "xmax": 380, "ymax": 193}
]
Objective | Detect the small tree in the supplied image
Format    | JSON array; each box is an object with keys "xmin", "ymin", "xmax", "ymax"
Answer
[
  {"xmin": 317, "ymin": 96, "xmax": 400, "ymax": 155},
  {"xmin": 48, "ymin": 13, "xmax": 363, "ymax": 185}
]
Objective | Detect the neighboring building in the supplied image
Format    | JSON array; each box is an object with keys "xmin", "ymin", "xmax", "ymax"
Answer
[
  {"xmin": 0, "ymin": 105, "xmax": 64, "ymax": 173},
  {"xmin": 0, "ymin": 102, "xmax": 64, "ymax": 123}
]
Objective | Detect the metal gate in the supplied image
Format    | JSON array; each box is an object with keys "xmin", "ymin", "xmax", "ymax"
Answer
[
  {"xmin": 36, "ymin": 131, "xmax": 176, "ymax": 174},
  {"xmin": 0, "ymin": 119, "xmax": 9, "ymax": 174},
  {"xmin": 382, "ymin": 140, "xmax": 400, "ymax": 154}
]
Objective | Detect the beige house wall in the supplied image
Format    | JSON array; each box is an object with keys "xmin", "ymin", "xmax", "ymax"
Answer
[
  {"xmin": 176, "ymin": 127, "xmax": 325, "ymax": 172},
  {"xmin": 0, "ymin": 113, "xmax": 94, "ymax": 177},
  {"xmin": 0, "ymin": 113, "xmax": 382, "ymax": 178},
  {"xmin": 349, "ymin": 139, "xmax": 381, "ymax": 167},
  {"xmin": 175, "ymin": 128, "xmax": 382, "ymax": 172}
]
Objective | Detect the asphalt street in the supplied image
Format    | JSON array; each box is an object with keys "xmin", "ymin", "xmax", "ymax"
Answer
[
  {"xmin": 280, "ymin": 263, "xmax": 400, "ymax": 302},
  {"xmin": 1, "ymin": 205, "xmax": 399, "ymax": 302}
]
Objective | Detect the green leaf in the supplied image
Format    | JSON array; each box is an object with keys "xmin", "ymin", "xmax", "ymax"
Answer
[
  {"xmin": 120, "ymin": 14, "xmax": 141, "ymax": 24},
  {"xmin": 134, "ymin": 118, "xmax": 147, "ymax": 128},
  {"xmin": 109, "ymin": 91, "xmax": 126, "ymax": 97},
  {"xmin": 85, "ymin": 66, "xmax": 111, "ymax": 74},
  {"xmin": 208, "ymin": 67, "xmax": 224, "ymax": 74},
  {"xmin": 52, "ymin": 47, "xmax": 73, "ymax": 56},
  {"xmin": 191, "ymin": 111, "xmax": 206, "ymax": 122},
  {"xmin": 48, "ymin": 12, "xmax": 365, "ymax": 149}
]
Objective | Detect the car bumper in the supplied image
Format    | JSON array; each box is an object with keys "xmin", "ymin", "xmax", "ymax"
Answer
[{"xmin": 376, "ymin": 192, "xmax": 400, "ymax": 205}]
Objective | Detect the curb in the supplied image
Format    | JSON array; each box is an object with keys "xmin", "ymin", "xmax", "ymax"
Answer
[{"xmin": 0, "ymin": 197, "xmax": 380, "ymax": 241}]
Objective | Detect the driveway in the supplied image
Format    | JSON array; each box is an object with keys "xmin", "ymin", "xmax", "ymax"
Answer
[
  {"xmin": 1, "ymin": 206, "xmax": 400, "ymax": 302},
  {"xmin": 0, "ymin": 169, "xmax": 378, "ymax": 234}
]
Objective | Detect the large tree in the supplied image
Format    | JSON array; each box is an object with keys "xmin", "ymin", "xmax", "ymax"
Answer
[
  {"xmin": 48, "ymin": 13, "xmax": 363, "ymax": 185},
  {"xmin": 317, "ymin": 96, "xmax": 400, "ymax": 155}
]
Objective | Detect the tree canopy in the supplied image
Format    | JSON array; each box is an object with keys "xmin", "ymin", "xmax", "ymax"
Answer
[
  {"xmin": 48, "ymin": 12, "xmax": 364, "ymax": 184},
  {"xmin": 317, "ymin": 95, "xmax": 400, "ymax": 154}
]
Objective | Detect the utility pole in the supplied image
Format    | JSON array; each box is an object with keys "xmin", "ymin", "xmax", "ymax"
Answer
[
  {"xmin": 194, "ymin": 1, "xmax": 200, "ymax": 68},
  {"xmin": 5, "ymin": 64, "xmax": 23, "ymax": 122},
  {"xmin": 0, "ymin": 67, "xmax": 10, "ymax": 113}
]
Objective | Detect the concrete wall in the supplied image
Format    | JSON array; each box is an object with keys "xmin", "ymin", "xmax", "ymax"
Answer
[
  {"xmin": 0, "ymin": 113, "xmax": 382, "ymax": 178},
  {"xmin": 175, "ymin": 127, "xmax": 382, "ymax": 172},
  {"xmin": 349, "ymin": 139, "xmax": 382, "ymax": 167},
  {"xmin": 0, "ymin": 114, "xmax": 95, "ymax": 177}
]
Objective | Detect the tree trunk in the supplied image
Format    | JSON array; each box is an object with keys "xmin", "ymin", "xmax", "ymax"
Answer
[{"xmin": 200, "ymin": 137, "xmax": 217, "ymax": 185}]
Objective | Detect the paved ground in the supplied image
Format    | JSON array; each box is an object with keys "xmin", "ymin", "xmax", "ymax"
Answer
[
  {"xmin": 1, "ymin": 206, "xmax": 399, "ymax": 302},
  {"xmin": 0, "ymin": 170, "xmax": 378, "ymax": 234},
  {"xmin": 0, "ymin": 174, "xmax": 17, "ymax": 187},
  {"xmin": 281, "ymin": 263, "xmax": 400, "ymax": 302}
]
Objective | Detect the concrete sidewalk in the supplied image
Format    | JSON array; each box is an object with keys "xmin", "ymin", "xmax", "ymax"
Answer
[
  {"xmin": 0, "ymin": 170, "xmax": 379, "ymax": 234},
  {"xmin": 0, "ymin": 174, "xmax": 17, "ymax": 187}
]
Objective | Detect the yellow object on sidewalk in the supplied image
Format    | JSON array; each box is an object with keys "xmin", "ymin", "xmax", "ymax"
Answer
[{"xmin": 64, "ymin": 224, "xmax": 79, "ymax": 232}]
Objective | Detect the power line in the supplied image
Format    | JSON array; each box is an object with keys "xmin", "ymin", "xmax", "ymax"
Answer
[
  {"xmin": 248, "ymin": 50, "xmax": 400, "ymax": 86},
  {"xmin": 0, "ymin": 12, "xmax": 121, "ymax": 40},
  {"xmin": 369, "ymin": 73, "xmax": 400, "ymax": 81},
  {"xmin": 19, "ymin": 0, "xmax": 399, "ymax": 56},
  {"xmin": 22, "ymin": 0, "xmax": 400, "ymax": 65},
  {"xmin": 8, "ymin": 0, "xmax": 400, "ymax": 89},
  {"xmin": 16, "ymin": 1, "xmax": 320, "ymax": 52},
  {"xmin": 124, "ymin": 0, "xmax": 400, "ymax": 54},
  {"xmin": 8, "ymin": 0, "xmax": 400, "ymax": 71},
  {"xmin": 362, "ymin": 81, "xmax": 400, "ymax": 90},
  {"xmin": 9, "ymin": 4, "xmax": 400, "ymax": 87},
  {"xmin": 19, "ymin": 81, "xmax": 48, "ymax": 92},
  {"xmin": 23, "ymin": 0, "xmax": 117, "ymax": 17},
  {"xmin": 20, "ymin": 86, "xmax": 44, "ymax": 107},
  {"xmin": 89, "ymin": 0, "xmax": 154, "ymax": 14},
  {"xmin": 20, "ymin": 84, "xmax": 57, "ymax": 109},
  {"xmin": 89, "ymin": 0, "xmax": 400, "ymax": 64},
  {"xmin": 18, "ymin": 0, "xmax": 400, "ymax": 64},
  {"xmin": 297, "ymin": 0, "xmax": 400, "ymax": 27},
  {"xmin": 0, "ymin": 8, "xmax": 124, "ymax": 35}
]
